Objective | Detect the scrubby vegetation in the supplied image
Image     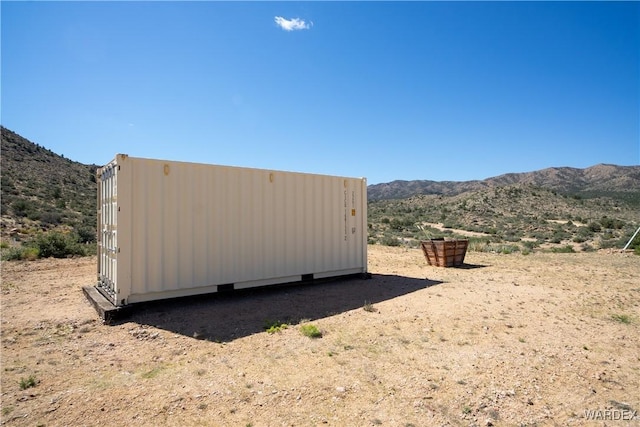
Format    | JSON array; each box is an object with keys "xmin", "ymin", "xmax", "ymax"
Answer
[
  {"xmin": 299, "ymin": 324, "xmax": 322, "ymax": 338},
  {"xmin": 2, "ymin": 126, "xmax": 639, "ymax": 259},
  {"xmin": 368, "ymin": 185, "xmax": 640, "ymax": 254},
  {"xmin": 2, "ymin": 230, "xmax": 95, "ymax": 260},
  {"xmin": 1, "ymin": 127, "xmax": 98, "ymax": 260}
]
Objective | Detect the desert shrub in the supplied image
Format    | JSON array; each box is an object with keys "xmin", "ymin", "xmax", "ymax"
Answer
[
  {"xmin": 400, "ymin": 229, "xmax": 415, "ymax": 238},
  {"xmin": 482, "ymin": 226, "xmax": 498, "ymax": 235},
  {"xmin": 381, "ymin": 235, "xmax": 401, "ymax": 247},
  {"xmin": 624, "ymin": 229, "xmax": 640, "ymax": 253},
  {"xmin": 611, "ymin": 314, "xmax": 632, "ymax": 324},
  {"xmin": 2, "ymin": 246, "xmax": 28, "ymax": 261},
  {"xmin": 300, "ymin": 324, "xmax": 322, "ymax": 338},
  {"xmin": 76, "ymin": 226, "xmax": 97, "ymax": 244},
  {"xmin": 51, "ymin": 186, "xmax": 62, "ymax": 199},
  {"xmin": 503, "ymin": 232, "xmax": 521, "ymax": 242},
  {"xmin": 551, "ymin": 231, "xmax": 570, "ymax": 244},
  {"xmin": 587, "ymin": 222, "xmax": 602, "ymax": 233},
  {"xmin": 12, "ymin": 199, "xmax": 31, "ymax": 217},
  {"xmin": 551, "ymin": 245, "xmax": 575, "ymax": 253},
  {"xmin": 31, "ymin": 231, "xmax": 87, "ymax": 258},
  {"xmin": 264, "ymin": 320, "xmax": 288, "ymax": 334},
  {"xmin": 600, "ymin": 216, "xmax": 624, "ymax": 230},
  {"xmin": 40, "ymin": 211, "xmax": 62, "ymax": 225},
  {"xmin": 498, "ymin": 244, "xmax": 520, "ymax": 254},
  {"xmin": 574, "ymin": 226, "xmax": 593, "ymax": 240},
  {"xmin": 467, "ymin": 238, "xmax": 491, "ymax": 252},
  {"xmin": 19, "ymin": 375, "xmax": 37, "ymax": 390},
  {"xmin": 27, "ymin": 210, "xmax": 41, "ymax": 221},
  {"xmin": 403, "ymin": 239, "xmax": 420, "ymax": 249},
  {"xmin": 390, "ymin": 217, "xmax": 413, "ymax": 231},
  {"xmin": 598, "ymin": 238, "xmax": 617, "ymax": 249},
  {"xmin": 363, "ymin": 301, "xmax": 377, "ymax": 312},
  {"xmin": 581, "ymin": 243, "xmax": 596, "ymax": 252}
]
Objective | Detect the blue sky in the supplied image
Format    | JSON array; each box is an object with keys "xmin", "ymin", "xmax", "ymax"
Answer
[{"xmin": 2, "ymin": 1, "xmax": 638, "ymax": 184}]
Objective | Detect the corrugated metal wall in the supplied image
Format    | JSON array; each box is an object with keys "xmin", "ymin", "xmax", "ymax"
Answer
[{"xmin": 97, "ymin": 155, "xmax": 367, "ymax": 306}]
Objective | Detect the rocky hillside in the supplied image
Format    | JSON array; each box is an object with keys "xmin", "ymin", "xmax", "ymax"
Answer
[{"xmin": 1, "ymin": 126, "xmax": 98, "ymax": 245}]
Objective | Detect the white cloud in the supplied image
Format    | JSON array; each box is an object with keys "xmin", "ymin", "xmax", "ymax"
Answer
[{"xmin": 274, "ymin": 16, "xmax": 312, "ymax": 31}]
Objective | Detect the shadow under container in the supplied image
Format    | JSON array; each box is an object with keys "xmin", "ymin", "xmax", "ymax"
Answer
[{"xmin": 420, "ymin": 238, "xmax": 469, "ymax": 267}]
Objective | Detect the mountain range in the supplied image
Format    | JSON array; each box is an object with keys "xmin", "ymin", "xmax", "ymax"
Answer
[{"xmin": 368, "ymin": 164, "xmax": 640, "ymax": 200}]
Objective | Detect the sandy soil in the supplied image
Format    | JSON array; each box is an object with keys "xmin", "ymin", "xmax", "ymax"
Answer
[{"xmin": 1, "ymin": 246, "xmax": 639, "ymax": 427}]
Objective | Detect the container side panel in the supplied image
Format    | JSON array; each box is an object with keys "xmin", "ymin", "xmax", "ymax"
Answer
[
  {"xmin": 119, "ymin": 157, "xmax": 366, "ymax": 303},
  {"xmin": 131, "ymin": 160, "xmax": 162, "ymax": 295},
  {"xmin": 191, "ymin": 166, "xmax": 208, "ymax": 286}
]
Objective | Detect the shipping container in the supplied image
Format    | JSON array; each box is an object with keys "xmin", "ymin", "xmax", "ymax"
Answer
[{"xmin": 93, "ymin": 154, "xmax": 367, "ymax": 308}]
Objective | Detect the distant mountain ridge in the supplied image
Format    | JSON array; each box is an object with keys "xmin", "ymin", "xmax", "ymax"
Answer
[{"xmin": 368, "ymin": 164, "xmax": 640, "ymax": 200}]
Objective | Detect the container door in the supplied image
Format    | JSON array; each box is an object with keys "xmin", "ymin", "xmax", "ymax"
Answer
[{"xmin": 97, "ymin": 162, "xmax": 118, "ymax": 305}]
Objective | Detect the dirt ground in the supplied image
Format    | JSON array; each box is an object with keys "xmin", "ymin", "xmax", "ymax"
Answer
[{"xmin": 1, "ymin": 246, "xmax": 639, "ymax": 427}]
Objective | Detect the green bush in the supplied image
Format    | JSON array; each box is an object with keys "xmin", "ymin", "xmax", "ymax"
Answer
[
  {"xmin": 12, "ymin": 199, "xmax": 31, "ymax": 217},
  {"xmin": 551, "ymin": 231, "xmax": 570, "ymax": 244},
  {"xmin": 381, "ymin": 235, "xmax": 401, "ymax": 247},
  {"xmin": 499, "ymin": 244, "xmax": 520, "ymax": 254},
  {"xmin": 300, "ymin": 324, "xmax": 322, "ymax": 338},
  {"xmin": 625, "ymin": 229, "xmax": 640, "ymax": 254},
  {"xmin": 264, "ymin": 320, "xmax": 288, "ymax": 334},
  {"xmin": 600, "ymin": 216, "xmax": 624, "ymax": 230},
  {"xmin": 587, "ymin": 222, "xmax": 602, "ymax": 233},
  {"xmin": 1, "ymin": 245, "xmax": 40, "ymax": 261},
  {"xmin": 31, "ymin": 231, "xmax": 87, "ymax": 258},
  {"xmin": 40, "ymin": 211, "xmax": 62, "ymax": 225},
  {"xmin": 598, "ymin": 238, "xmax": 617, "ymax": 249},
  {"xmin": 551, "ymin": 245, "xmax": 576, "ymax": 253},
  {"xmin": 76, "ymin": 226, "xmax": 97, "ymax": 244},
  {"xmin": 19, "ymin": 375, "xmax": 37, "ymax": 390}
]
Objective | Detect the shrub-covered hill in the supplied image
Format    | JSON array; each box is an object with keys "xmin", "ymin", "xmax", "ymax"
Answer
[
  {"xmin": 368, "ymin": 184, "xmax": 640, "ymax": 253},
  {"xmin": 1, "ymin": 127, "xmax": 98, "ymax": 257}
]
